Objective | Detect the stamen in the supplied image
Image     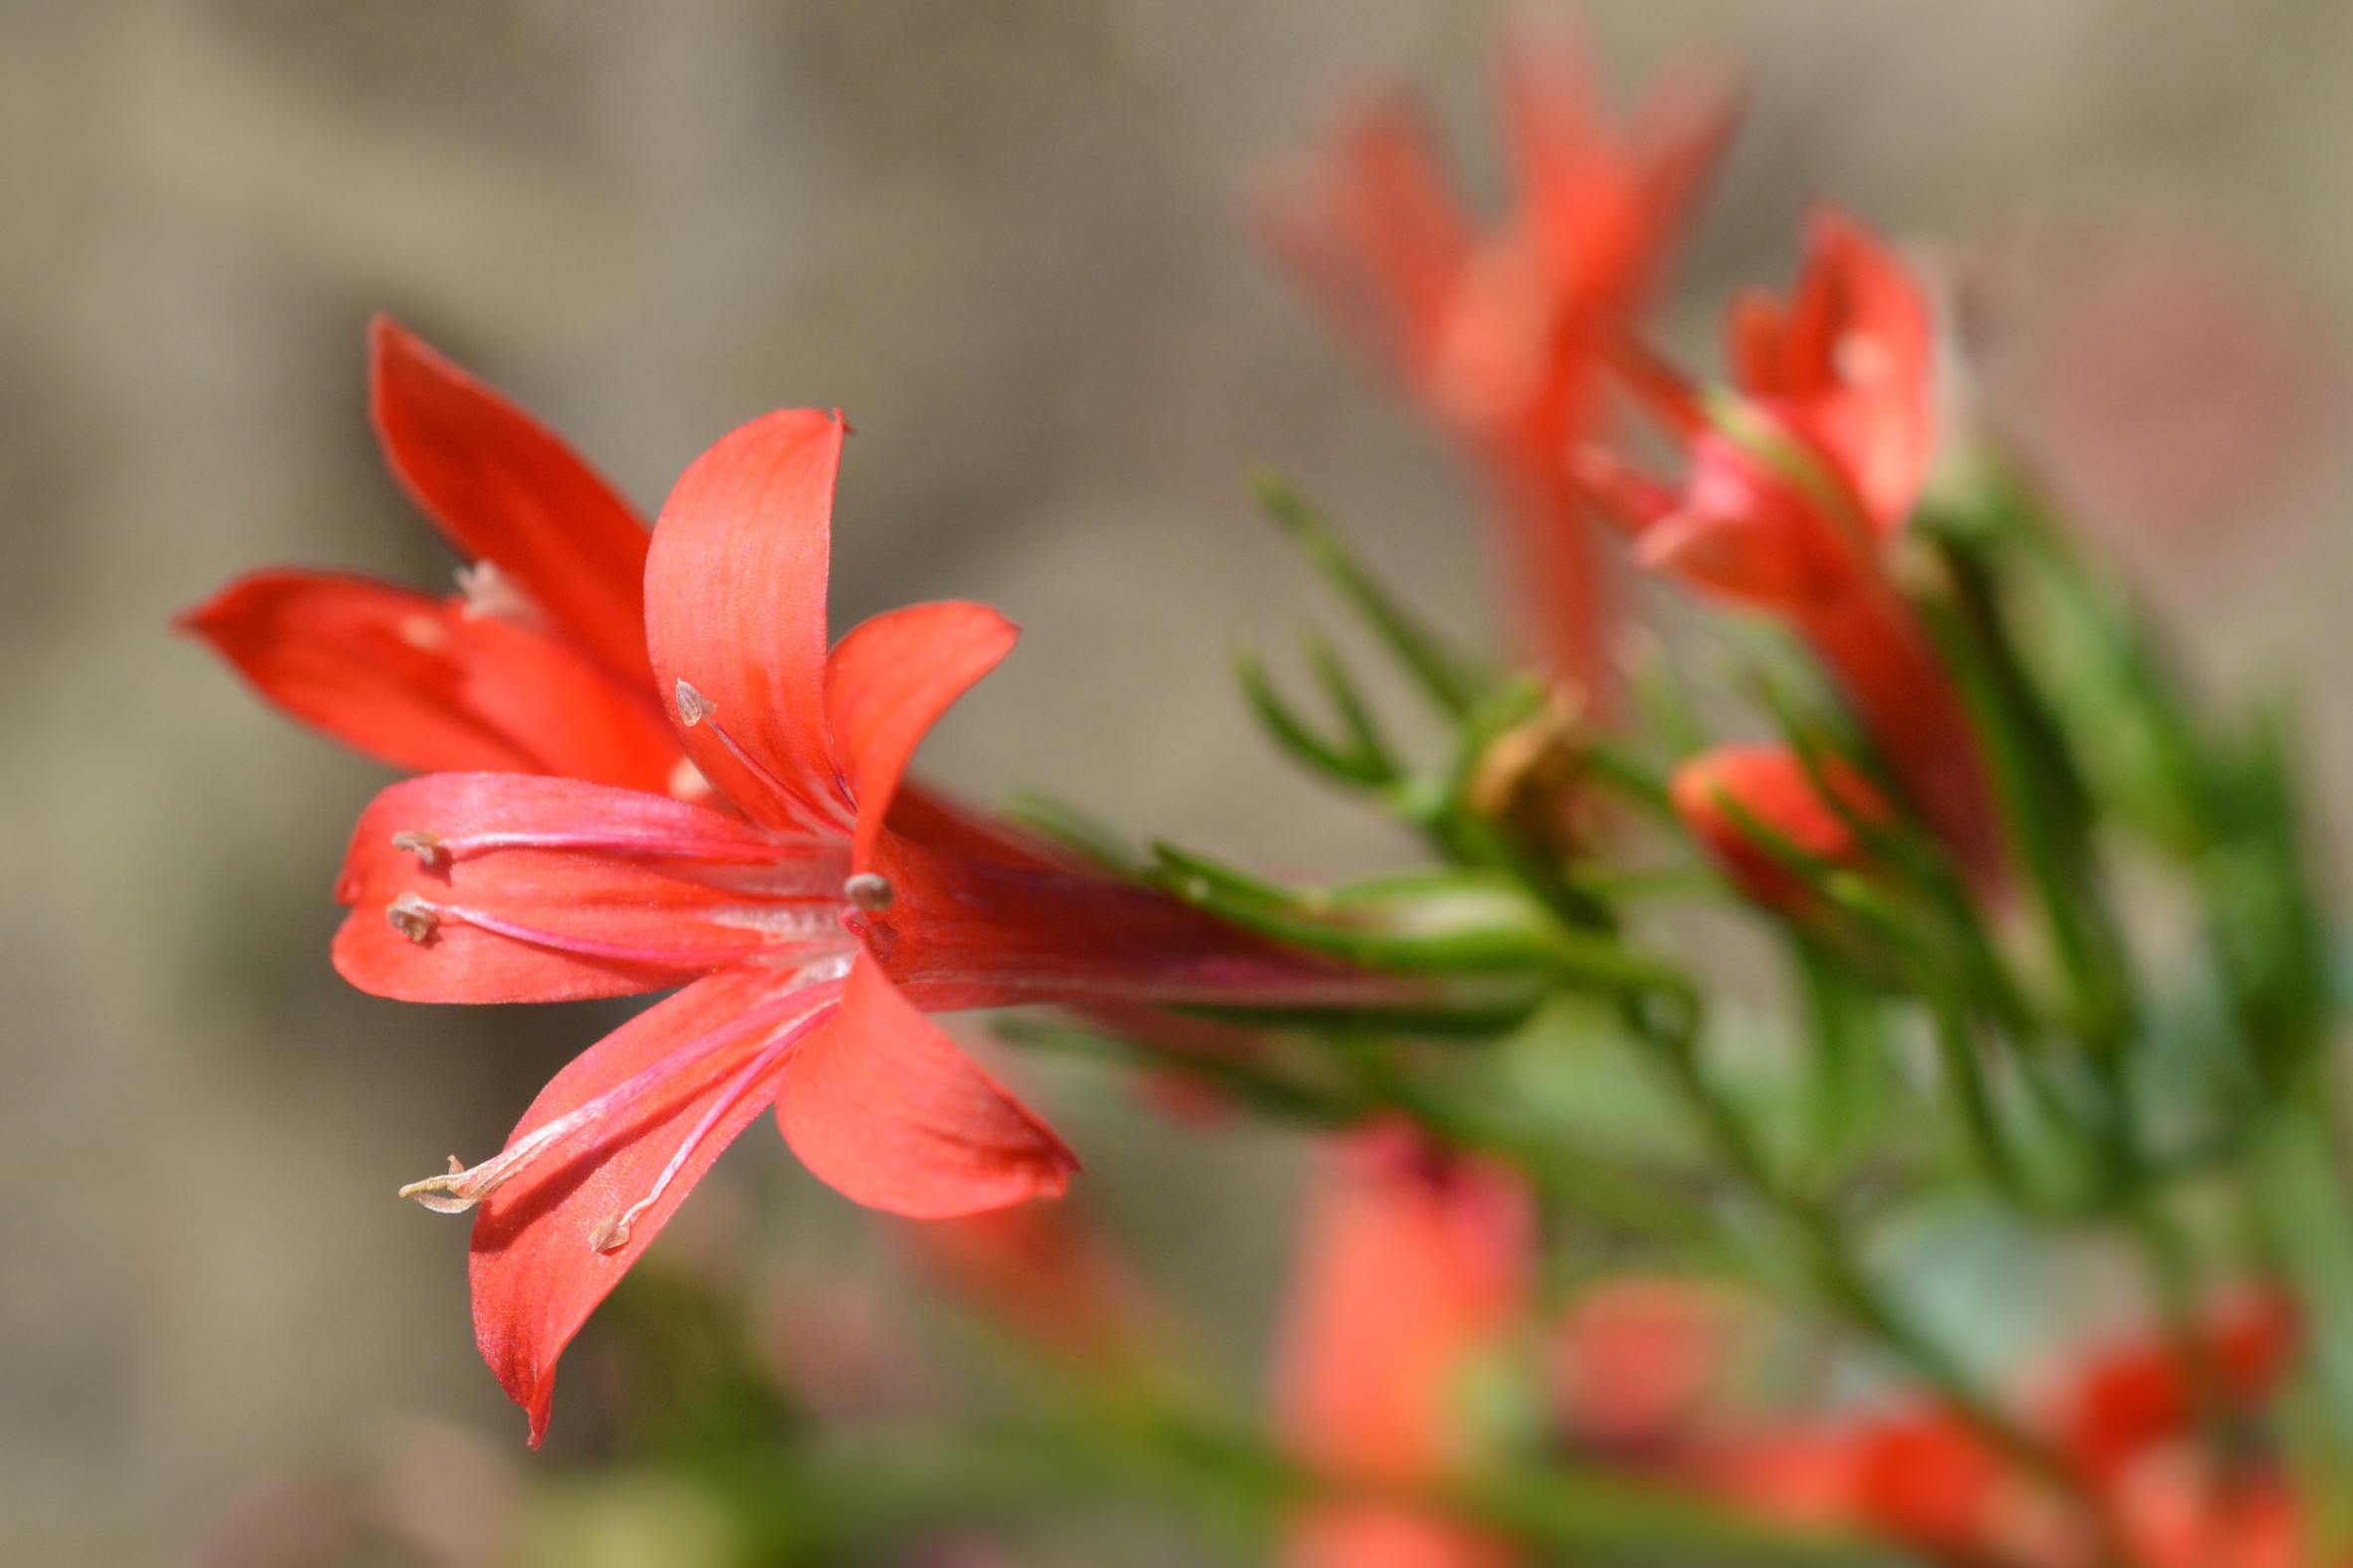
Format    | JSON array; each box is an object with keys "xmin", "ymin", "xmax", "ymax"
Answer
[
  {"xmin": 843, "ymin": 873, "xmax": 894, "ymax": 911},
  {"xmin": 391, "ymin": 830, "xmax": 445, "ymax": 866},
  {"xmin": 397, "ymin": 977, "xmax": 846, "ymax": 1218},
  {"xmin": 410, "ymin": 828, "xmax": 824, "ymax": 866},
  {"xmin": 673, "ymin": 678, "xmax": 848, "ymax": 839},
  {"xmin": 455, "ymin": 560, "xmax": 550, "ymax": 630},
  {"xmin": 387, "ymin": 893, "xmax": 440, "ymax": 944},
  {"xmin": 420, "ymin": 901, "xmax": 772, "ymax": 968},
  {"xmin": 588, "ymin": 1006, "xmax": 835, "ymax": 1253}
]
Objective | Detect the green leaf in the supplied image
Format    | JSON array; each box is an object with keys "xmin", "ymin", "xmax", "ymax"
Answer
[{"xmin": 1254, "ymin": 470, "xmax": 1490, "ymax": 716}]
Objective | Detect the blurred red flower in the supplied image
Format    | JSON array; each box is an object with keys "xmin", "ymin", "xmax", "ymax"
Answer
[
  {"xmin": 1273, "ymin": 1121, "xmax": 1532, "ymax": 1568},
  {"xmin": 1702, "ymin": 1292, "xmax": 2306, "ymax": 1568},
  {"xmin": 1258, "ymin": 22, "xmax": 1734, "ymax": 707},
  {"xmin": 1580, "ymin": 212, "xmax": 2004, "ymax": 892},
  {"xmin": 1546, "ymin": 1274, "xmax": 1740, "ymax": 1456},
  {"xmin": 1669, "ymin": 742, "xmax": 1889, "ymax": 915}
]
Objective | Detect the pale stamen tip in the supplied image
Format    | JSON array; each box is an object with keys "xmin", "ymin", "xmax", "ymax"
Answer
[
  {"xmin": 391, "ymin": 830, "xmax": 445, "ymax": 865},
  {"xmin": 843, "ymin": 872, "xmax": 894, "ymax": 911},
  {"xmin": 397, "ymin": 1167, "xmax": 479, "ymax": 1215},
  {"xmin": 588, "ymin": 1215, "xmax": 632, "ymax": 1254},
  {"xmin": 674, "ymin": 680, "xmax": 713, "ymax": 728},
  {"xmin": 386, "ymin": 892, "xmax": 441, "ymax": 944}
]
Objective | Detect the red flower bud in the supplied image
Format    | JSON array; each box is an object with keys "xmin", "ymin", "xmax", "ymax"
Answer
[{"xmin": 1670, "ymin": 744, "xmax": 1888, "ymax": 913}]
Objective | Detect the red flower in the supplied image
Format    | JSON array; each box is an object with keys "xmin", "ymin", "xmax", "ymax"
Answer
[
  {"xmin": 1258, "ymin": 23, "xmax": 1734, "ymax": 704},
  {"xmin": 333, "ymin": 409, "xmax": 1390, "ymax": 1444},
  {"xmin": 1699, "ymin": 1291, "xmax": 2307, "ymax": 1568},
  {"xmin": 1669, "ymin": 743, "xmax": 1889, "ymax": 915},
  {"xmin": 177, "ymin": 319, "xmax": 687, "ymax": 795},
  {"xmin": 1273, "ymin": 1121, "xmax": 1532, "ymax": 1568},
  {"xmin": 1579, "ymin": 211, "xmax": 2004, "ymax": 891},
  {"xmin": 2044, "ymin": 1291, "xmax": 2296, "ymax": 1488},
  {"xmin": 1546, "ymin": 1275, "xmax": 1738, "ymax": 1455}
]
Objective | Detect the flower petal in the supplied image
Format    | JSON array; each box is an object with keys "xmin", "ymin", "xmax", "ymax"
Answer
[
  {"xmin": 176, "ymin": 569, "xmax": 679, "ymax": 789},
  {"xmin": 463, "ymin": 968, "xmax": 840, "ymax": 1445},
  {"xmin": 1736, "ymin": 213, "xmax": 1935, "ymax": 533},
  {"xmin": 644, "ymin": 409, "xmax": 851, "ymax": 834},
  {"xmin": 333, "ymin": 772, "xmax": 847, "ymax": 1004},
  {"xmin": 370, "ymin": 319, "xmax": 655, "ymax": 686},
  {"xmin": 1273, "ymin": 1121, "xmax": 1532, "ymax": 1485},
  {"xmin": 778, "ymin": 954, "xmax": 1077, "ymax": 1218},
  {"xmin": 1252, "ymin": 93, "xmax": 1475, "ymax": 385},
  {"xmin": 824, "ymin": 600, "xmax": 1018, "ymax": 873}
]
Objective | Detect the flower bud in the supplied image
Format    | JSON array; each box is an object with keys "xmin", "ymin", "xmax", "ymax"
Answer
[{"xmin": 1670, "ymin": 744, "xmax": 1887, "ymax": 914}]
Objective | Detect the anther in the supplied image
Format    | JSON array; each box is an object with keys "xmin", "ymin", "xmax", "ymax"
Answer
[
  {"xmin": 588, "ymin": 1214, "xmax": 632, "ymax": 1254},
  {"xmin": 386, "ymin": 893, "xmax": 441, "ymax": 944},
  {"xmin": 454, "ymin": 560, "xmax": 546, "ymax": 627},
  {"xmin": 391, "ymin": 830, "xmax": 445, "ymax": 865},
  {"xmin": 843, "ymin": 873, "xmax": 894, "ymax": 911},
  {"xmin": 674, "ymin": 680, "xmax": 713, "ymax": 728}
]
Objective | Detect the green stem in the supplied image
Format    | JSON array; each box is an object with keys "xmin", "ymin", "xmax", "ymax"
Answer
[{"xmin": 1629, "ymin": 997, "xmax": 2132, "ymax": 1563}]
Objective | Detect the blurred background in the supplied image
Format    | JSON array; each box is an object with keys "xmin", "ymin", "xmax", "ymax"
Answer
[{"xmin": 6, "ymin": 1, "xmax": 2353, "ymax": 1564}]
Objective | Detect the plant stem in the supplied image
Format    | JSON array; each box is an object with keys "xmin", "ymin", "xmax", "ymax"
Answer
[{"xmin": 1629, "ymin": 995, "xmax": 2137, "ymax": 1566}]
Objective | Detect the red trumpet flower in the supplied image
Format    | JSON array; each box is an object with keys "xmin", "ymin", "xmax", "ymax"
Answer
[
  {"xmin": 1273, "ymin": 1121, "xmax": 1532, "ymax": 1568},
  {"xmin": 1579, "ymin": 212, "xmax": 2005, "ymax": 892},
  {"xmin": 1670, "ymin": 743, "xmax": 1889, "ymax": 915},
  {"xmin": 1259, "ymin": 24, "xmax": 1734, "ymax": 706},
  {"xmin": 330, "ymin": 409, "xmax": 1388, "ymax": 1444},
  {"xmin": 177, "ymin": 319, "xmax": 688, "ymax": 795}
]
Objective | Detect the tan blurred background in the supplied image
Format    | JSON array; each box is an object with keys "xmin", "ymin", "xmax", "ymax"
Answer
[{"xmin": 6, "ymin": 1, "xmax": 2353, "ymax": 1563}]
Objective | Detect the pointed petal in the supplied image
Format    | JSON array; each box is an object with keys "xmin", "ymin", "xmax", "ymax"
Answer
[
  {"xmin": 464, "ymin": 968, "xmax": 839, "ymax": 1444},
  {"xmin": 779, "ymin": 955, "xmax": 1076, "ymax": 1218},
  {"xmin": 1735, "ymin": 214, "xmax": 1935, "ymax": 533},
  {"xmin": 1252, "ymin": 93, "xmax": 1475, "ymax": 385},
  {"xmin": 824, "ymin": 600, "xmax": 1017, "ymax": 873},
  {"xmin": 333, "ymin": 772, "xmax": 847, "ymax": 1003},
  {"xmin": 1728, "ymin": 288, "xmax": 1791, "ymax": 392},
  {"xmin": 370, "ymin": 319, "xmax": 654, "ymax": 686},
  {"xmin": 177, "ymin": 569, "xmax": 679, "ymax": 789},
  {"xmin": 1807, "ymin": 211, "xmax": 1937, "ymax": 531},
  {"xmin": 1497, "ymin": 16, "xmax": 1614, "ymax": 262},
  {"xmin": 644, "ymin": 409, "xmax": 851, "ymax": 834}
]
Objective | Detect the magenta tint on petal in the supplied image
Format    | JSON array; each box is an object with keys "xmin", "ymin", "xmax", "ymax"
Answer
[
  {"xmin": 862, "ymin": 831, "xmax": 1411, "ymax": 1015},
  {"xmin": 644, "ymin": 409, "xmax": 851, "ymax": 836},
  {"xmin": 333, "ymin": 772, "xmax": 848, "ymax": 1004}
]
